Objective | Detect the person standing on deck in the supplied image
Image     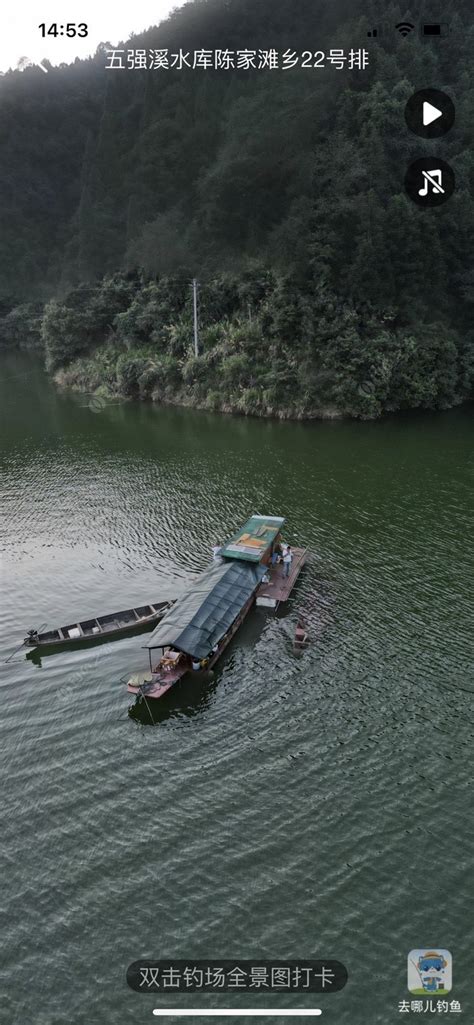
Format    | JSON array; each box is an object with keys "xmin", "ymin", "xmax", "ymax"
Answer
[{"xmin": 283, "ymin": 545, "xmax": 293, "ymax": 578}]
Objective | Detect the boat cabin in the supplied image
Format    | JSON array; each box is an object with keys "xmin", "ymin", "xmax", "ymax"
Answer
[
  {"xmin": 142, "ymin": 538, "xmax": 272, "ymax": 674},
  {"xmin": 218, "ymin": 514, "xmax": 285, "ymax": 565}
]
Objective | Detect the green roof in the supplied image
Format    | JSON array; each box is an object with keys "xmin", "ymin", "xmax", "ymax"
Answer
[{"xmin": 220, "ymin": 514, "xmax": 285, "ymax": 563}]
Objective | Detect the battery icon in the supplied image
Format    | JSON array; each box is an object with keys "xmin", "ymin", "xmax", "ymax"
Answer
[{"xmin": 421, "ymin": 23, "xmax": 449, "ymax": 37}]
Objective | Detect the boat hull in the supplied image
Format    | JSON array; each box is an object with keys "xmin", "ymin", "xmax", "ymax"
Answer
[{"xmin": 24, "ymin": 601, "xmax": 172, "ymax": 651}]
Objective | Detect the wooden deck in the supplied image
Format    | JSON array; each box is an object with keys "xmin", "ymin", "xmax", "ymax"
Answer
[{"xmin": 256, "ymin": 547, "xmax": 307, "ymax": 608}]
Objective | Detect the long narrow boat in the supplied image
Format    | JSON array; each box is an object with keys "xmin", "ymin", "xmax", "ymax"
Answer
[
  {"xmin": 128, "ymin": 515, "xmax": 286, "ymax": 703},
  {"xmin": 24, "ymin": 600, "xmax": 174, "ymax": 650}
]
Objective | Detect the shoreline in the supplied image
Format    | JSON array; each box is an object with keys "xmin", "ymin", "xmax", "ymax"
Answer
[
  {"xmin": 52, "ymin": 370, "xmax": 470, "ymax": 424},
  {"xmin": 1, "ymin": 341, "xmax": 470, "ymax": 423},
  {"xmin": 53, "ymin": 373, "xmax": 344, "ymax": 422}
]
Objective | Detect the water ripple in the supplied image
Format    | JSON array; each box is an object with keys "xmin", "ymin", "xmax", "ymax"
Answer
[{"xmin": 1, "ymin": 356, "xmax": 473, "ymax": 1024}]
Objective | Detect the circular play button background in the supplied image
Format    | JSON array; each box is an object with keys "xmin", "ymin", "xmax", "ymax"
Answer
[{"xmin": 404, "ymin": 88, "xmax": 455, "ymax": 138}]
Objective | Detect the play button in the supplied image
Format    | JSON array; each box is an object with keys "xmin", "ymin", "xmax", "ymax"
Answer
[
  {"xmin": 423, "ymin": 100, "xmax": 442, "ymax": 126},
  {"xmin": 405, "ymin": 89, "xmax": 455, "ymax": 138}
]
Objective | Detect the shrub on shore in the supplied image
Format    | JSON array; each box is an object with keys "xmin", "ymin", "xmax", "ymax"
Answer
[{"xmin": 46, "ymin": 270, "xmax": 471, "ymax": 421}]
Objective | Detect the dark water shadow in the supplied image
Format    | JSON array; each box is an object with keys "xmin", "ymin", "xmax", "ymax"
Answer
[{"xmin": 128, "ymin": 668, "xmax": 219, "ymax": 725}]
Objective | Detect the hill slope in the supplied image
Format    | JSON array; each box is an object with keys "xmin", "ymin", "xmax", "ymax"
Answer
[{"xmin": 1, "ymin": 0, "xmax": 473, "ymax": 418}]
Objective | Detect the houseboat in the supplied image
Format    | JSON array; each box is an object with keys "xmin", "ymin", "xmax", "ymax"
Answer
[{"xmin": 127, "ymin": 515, "xmax": 306, "ymax": 703}]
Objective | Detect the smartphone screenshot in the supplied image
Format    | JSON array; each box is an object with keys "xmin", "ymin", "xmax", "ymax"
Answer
[{"xmin": 0, "ymin": 2, "xmax": 472, "ymax": 1023}]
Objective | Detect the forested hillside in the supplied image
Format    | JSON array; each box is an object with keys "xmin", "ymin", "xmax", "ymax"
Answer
[{"xmin": 1, "ymin": 0, "xmax": 474, "ymax": 418}]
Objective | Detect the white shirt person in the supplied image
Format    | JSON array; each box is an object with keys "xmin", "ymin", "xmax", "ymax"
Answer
[{"xmin": 283, "ymin": 545, "xmax": 293, "ymax": 578}]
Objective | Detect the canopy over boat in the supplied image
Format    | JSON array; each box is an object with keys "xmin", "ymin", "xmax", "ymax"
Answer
[
  {"xmin": 219, "ymin": 514, "xmax": 285, "ymax": 563},
  {"xmin": 145, "ymin": 558, "xmax": 267, "ymax": 659}
]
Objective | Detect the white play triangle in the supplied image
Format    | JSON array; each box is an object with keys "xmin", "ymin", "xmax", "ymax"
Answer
[{"xmin": 423, "ymin": 101, "xmax": 443, "ymax": 126}]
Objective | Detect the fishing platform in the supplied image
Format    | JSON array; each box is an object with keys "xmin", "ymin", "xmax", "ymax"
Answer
[{"xmin": 256, "ymin": 546, "xmax": 307, "ymax": 609}]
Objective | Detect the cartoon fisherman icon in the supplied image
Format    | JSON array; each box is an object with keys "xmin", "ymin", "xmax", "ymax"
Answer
[
  {"xmin": 413, "ymin": 951, "xmax": 447, "ymax": 993},
  {"xmin": 408, "ymin": 948, "xmax": 452, "ymax": 997}
]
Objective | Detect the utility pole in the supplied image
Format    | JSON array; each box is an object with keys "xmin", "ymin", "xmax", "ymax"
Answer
[{"xmin": 192, "ymin": 278, "xmax": 199, "ymax": 357}]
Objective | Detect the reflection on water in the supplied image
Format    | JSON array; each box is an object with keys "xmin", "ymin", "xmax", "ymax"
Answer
[{"xmin": 1, "ymin": 352, "xmax": 473, "ymax": 1025}]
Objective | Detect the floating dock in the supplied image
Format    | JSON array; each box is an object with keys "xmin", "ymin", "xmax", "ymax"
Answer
[{"xmin": 256, "ymin": 547, "xmax": 307, "ymax": 609}]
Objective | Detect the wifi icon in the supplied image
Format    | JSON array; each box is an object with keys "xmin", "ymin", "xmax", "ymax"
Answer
[{"xmin": 396, "ymin": 21, "xmax": 415, "ymax": 36}]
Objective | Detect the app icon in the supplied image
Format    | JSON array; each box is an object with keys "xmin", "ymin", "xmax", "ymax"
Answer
[{"xmin": 408, "ymin": 949, "xmax": 452, "ymax": 995}]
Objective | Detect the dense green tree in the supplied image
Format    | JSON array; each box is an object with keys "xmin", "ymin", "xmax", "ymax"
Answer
[{"xmin": 1, "ymin": 0, "xmax": 473, "ymax": 418}]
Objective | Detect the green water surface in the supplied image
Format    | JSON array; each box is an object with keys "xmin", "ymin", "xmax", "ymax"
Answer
[{"xmin": 0, "ymin": 352, "xmax": 473, "ymax": 1025}]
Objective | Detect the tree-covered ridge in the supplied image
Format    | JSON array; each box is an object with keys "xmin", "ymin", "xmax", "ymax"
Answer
[
  {"xmin": 41, "ymin": 269, "xmax": 471, "ymax": 420},
  {"xmin": 1, "ymin": 0, "xmax": 474, "ymax": 419}
]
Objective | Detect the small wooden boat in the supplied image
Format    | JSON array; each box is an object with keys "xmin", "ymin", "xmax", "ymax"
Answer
[
  {"xmin": 294, "ymin": 617, "xmax": 311, "ymax": 652},
  {"xmin": 24, "ymin": 600, "xmax": 173, "ymax": 650}
]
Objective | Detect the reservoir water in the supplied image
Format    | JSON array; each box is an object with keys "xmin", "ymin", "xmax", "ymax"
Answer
[{"xmin": 0, "ymin": 351, "xmax": 473, "ymax": 1024}]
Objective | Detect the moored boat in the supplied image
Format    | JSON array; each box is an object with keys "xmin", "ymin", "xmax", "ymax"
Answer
[
  {"xmin": 128, "ymin": 515, "xmax": 286, "ymax": 702},
  {"xmin": 24, "ymin": 600, "xmax": 173, "ymax": 650},
  {"xmin": 128, "ymin": 560, "xmax": 268, "ymax": 700}
]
